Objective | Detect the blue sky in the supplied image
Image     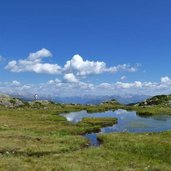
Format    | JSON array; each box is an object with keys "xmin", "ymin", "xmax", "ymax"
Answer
[{"xmin": 0, "ymin": 0, "xmax": 171, "ymax": 97}]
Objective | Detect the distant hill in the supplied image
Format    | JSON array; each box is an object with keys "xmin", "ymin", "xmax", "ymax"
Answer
[
  {"xmin": 0, "ymin": 94, "xmax": 24, "ymax": 107},
  {"xmin": 136, "ymin": 94, "xmax": 171, "ymax": 107},
  {"xmin": 0, "ymin": 94, "xmax": 52, "ymax": 108},
  {"xmin": 102, "ymin": 99, "xmax": 121, "ymax": 105}
]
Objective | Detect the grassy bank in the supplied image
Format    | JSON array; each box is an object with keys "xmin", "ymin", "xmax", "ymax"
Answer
[{"xmin": 125, "ymin": 105, "xmax": 171, "ymax": 115}]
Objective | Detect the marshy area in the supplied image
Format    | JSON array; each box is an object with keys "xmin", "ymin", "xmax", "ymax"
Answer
[
  {"xmin": 61, "ymin": 109, "xmax": 171, "ymax": 146},
  {"xmin": 0, "ymin": 100, "xmax": 171, "ymax": 170}
]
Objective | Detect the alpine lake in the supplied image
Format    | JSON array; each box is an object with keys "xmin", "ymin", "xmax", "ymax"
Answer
[{"xmin": 60, "ymin": 109, "xmax": 171, "ymax": 146}]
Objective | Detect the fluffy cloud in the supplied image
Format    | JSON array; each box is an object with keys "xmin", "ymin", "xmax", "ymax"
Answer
[
  {"xmin": 63, "ymin": 54, "xmax": 107, "ymax": 75},
  {"xmin": 47, "ymin": 79, "xmax": 61, "ymax": 85},
  {"xmin": 0, "ymin": 81, "xmax": 33, "ymax": 97},
  {"xmin": 115, "ymin": 81, "xmax": 142, "ymax": 89},
  {"xmin": 5, "ymin": 50, "xmax": 139, "ymax": 76},
  {"xmin": 161, "ymin": 76, "xmax": 171, "ymax": 84},
  {"xmin": 63, "ymin": 73, "xmax": 79, "ymax": 83},
  {"xmin": 3, "ymin": 48, "xmax": 171, "ymax": 97},
  {"xmin": 11, "ymin": 80, "xmax": 21, "ymax": 86},
  {"xmin": 28, "ymin": 48, "xmax": 52, "ymax": 61},
  {"xmin": 5, "ymin": 48, "xmax": 61, "ymax": 74},
  {"xmin": 63, "ymin": 54, "xmax": 139, "ymax": 76},
  {"xmin": 1, "ymin": 76, "xmax": 171, "ymax": 98}
]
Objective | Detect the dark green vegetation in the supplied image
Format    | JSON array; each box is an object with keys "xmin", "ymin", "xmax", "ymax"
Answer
[
  {"xmin": 0, "ymin": 94, "xmax": 171, "ymax": 170},
  {"xmin": 79, "ymin": 117, "xmax": 118, "ymax": 127}
]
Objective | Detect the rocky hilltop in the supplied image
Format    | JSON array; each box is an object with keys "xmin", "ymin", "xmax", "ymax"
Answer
[
  {"xmin": 0, "ymin": 94, "xmax": 24, "ymax": 107},
  {"xmin": 0, "ymin": 94, "xmax": 52, "ymax": 108},
  {"xmin": 137, "ymin": 94, "xmax": 171, "ymax": 107}
]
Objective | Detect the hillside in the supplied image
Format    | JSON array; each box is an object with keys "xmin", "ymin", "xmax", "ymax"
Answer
[
  {"xmin": 102, "ymin": 99, "xmax": 121, "ymax": 105},
  {"xmin": 0, "ymin": 94, "xmax": 24, "ymax": 107},
  {"xmin": 0, "ymin": 94, "xmax": 54, "ymax": 108},
  {"xmin": 137, "ymin": 94, "xmax": 171, "ymax": 107}
]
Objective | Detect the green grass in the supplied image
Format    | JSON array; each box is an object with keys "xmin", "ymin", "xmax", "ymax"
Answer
[
  {"xmin": 125, "ymin": 94, "xmax": 171, "ymax": 116},
  {"xmin": 125, "ymin": 105, "xmax": 171, "ymax": 115},
  {"xmin": 0, "ymin": 102, "xmax": 171, "ymax": 170},
  {"xmin": 79, "ymin": 117, "xmax": 117, "ymax": 127}
]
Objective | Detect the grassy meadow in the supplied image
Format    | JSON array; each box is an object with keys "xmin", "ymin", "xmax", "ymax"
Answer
[{"xmin": 0, "ymin": 100, "xmax": 171, "ymax": 170}]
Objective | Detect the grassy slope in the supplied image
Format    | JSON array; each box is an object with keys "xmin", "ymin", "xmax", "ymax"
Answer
[
  {"xmin": 0, "ymin": 99, "xmax": 171, "ymax": 170},
  {"xmin": 126, "ymin": 94, "xmax": 171, "ymax": 115}
]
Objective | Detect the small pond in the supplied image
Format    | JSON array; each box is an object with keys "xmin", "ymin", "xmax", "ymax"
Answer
[{"xmin": 60, "ymin": 109, "xmax": 171, "ymax": 146}]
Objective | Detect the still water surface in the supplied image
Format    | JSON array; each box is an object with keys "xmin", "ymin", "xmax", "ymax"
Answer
[{"xmin": 61, "ymin": 110, "xmax": 171, "ymax": 146}]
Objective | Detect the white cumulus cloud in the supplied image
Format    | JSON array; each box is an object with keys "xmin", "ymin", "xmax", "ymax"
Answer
[
  {"xmin": 63, "ymin": 73, "xmax": 79, "ymax": 83},
  {"xmin": 5, "ymin": 48, "xmax": 61, "ymax": 74},
  {"xmin": 11, "ymin": 80, "xmax": 21, "ymax": 86},
  {"xmin": 63, "ymin": 54, "xmax": 139, "ymax": 76},
  {"xmin": 5, "ymin": 49, "xmax": 140, "ymax": 77},
  {"xmin": 161, "ymin": 76, "xmax": 171, "ymax": 84},
  {"xmin": 63, "ymin": 54, "xmax": 107, "ymax": 75},
  {"xmin": 1, "ymin": 76, "xmax": 171, "ymax": 98}
]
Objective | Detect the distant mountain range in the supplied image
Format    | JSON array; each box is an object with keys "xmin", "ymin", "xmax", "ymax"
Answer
[
  {"xmin": 13, "ymin": 94, "xmax": 150, "ymax": 105},
  {"xmin": 53, "ymin": 95, "xmax": 150, "ymax": 104},
  {"xmin": 1, "ymin": 93, "xmax": 171, "ymax": 108}
]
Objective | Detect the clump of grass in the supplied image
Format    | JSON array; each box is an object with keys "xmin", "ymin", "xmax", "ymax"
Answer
[{"xmin": 79, "ymin": 117, "xmax": 118, "ymax": 127}]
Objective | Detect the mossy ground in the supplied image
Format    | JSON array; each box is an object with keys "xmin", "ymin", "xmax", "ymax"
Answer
[{"xmin": 0, "ymin": 102, "xmax": 171, "ymax": 170}]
